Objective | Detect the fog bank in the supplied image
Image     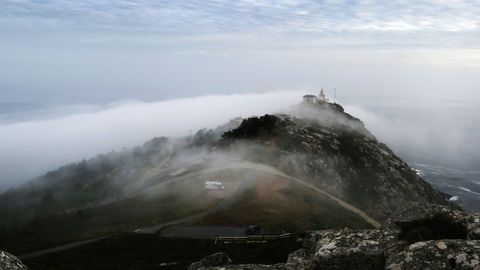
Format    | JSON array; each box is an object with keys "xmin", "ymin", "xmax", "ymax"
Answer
[
  {"xmin": 1, "ymin": 91, "xmax": 479, "ymax": 191},
  {"xmin": 0, "ymin": 91, "xmax": 302, "ymax": 189},
  {"xmin": 345, "ymin": 100, "xmax": 480, "ymax": 170}
]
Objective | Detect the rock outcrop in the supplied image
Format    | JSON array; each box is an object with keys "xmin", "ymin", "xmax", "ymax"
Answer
[
  {"xmin": 221, "ymin": 103, "xmax": 451, "ymax": 221},
  {"xmin": 189, "ymin": 205, "xmax": 480, "ymax": 270},
  {"xmin": 385, "ymin": 204, "xmax": 479, "ymax": 242},
  {"xmin": 0, "ymin": 251, "xmax": 28, "ymax": 270},
  {"xmin": 386, "ymin": 240, "xmax": 480, "ymax": 270},
  {"xmin": 307, "ymin": 229, "xmax": 397, "ymax": 270},
  {"xmin": 187, "ymin": 252, "xmax": 232, "ymax": 270}
]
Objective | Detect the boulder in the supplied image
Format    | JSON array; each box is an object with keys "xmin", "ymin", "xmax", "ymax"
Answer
[
  {"xmin": 469, "ymin": 225, "xmax": 480, "ymax": 240},
  {"xmin": 284, "ymin": 249, "xmax": 309, "ymax": 270},
  {"xmin": 386, "ymin": 204, "xmax": 470, "ymax": 243},
  {"xmin": 188, "ymin": 252, "xmax": 232, "ymax": 270},
  {"xmin": 309, "ymin": 229, "xmax": 396, "ymax": 270},
  {"xmin": 385, "ymin": 240, "xmax": 480, "ymax": 270},
  {"xmin": 467, "ymin": 214, "xmax": 480, "ymax": 240},
  {"xmin": 193, "ymin": 265, "xmax": 288, "ymax": 270},
  {"xmin": 0, "ymin": 251, "xmax": 28, "ymax": 270}
]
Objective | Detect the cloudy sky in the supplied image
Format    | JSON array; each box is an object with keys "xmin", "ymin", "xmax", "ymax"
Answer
[
  {"xmin": 0, "ymin": 1, "xmax": 480, "ymax": 188},
  {"xmin": 1, "ymin": 0, "xmax": 479, "ymax": 103}
]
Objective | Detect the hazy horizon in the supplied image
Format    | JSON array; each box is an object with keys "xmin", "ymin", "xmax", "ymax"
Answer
[
  {"xmin": 0, "ymin": 91, "xmax": 479, "ymax": 191},
  {"xmin": 1, "ymin": 1, "xmax": 479, "ymax": 105},
  {"xmin": 1, "ymin": 0, "xmax": 479, "ymax": 189}
]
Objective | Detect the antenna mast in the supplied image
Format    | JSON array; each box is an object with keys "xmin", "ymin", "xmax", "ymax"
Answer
[{"xmin": 334, "ymin": 88, "xmax": 336, "ymax": 104}]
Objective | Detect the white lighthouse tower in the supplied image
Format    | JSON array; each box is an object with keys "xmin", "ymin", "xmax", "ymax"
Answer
[{"xmin": 318, "ymin": 88, "xmax": 329, "ymax": 103}]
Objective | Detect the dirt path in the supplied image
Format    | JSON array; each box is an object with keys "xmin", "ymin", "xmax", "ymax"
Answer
[
  {"xmin": 19, "ymin": 237, "xmax": 108, "ymax": 260},
  {"xmin": 142, "ymin": 161, "xmax": 380, "ymax": 228},
  {"xmin": 19, "ymin": 160, "xmax": 379, "ymax": 259},
  {"xmin": 214, "ymin": 161, "xmax": 381, "ymax": 228},
  {"xmin": 19, "ymin": 175, "xmax": 252, "ymax": 259}
]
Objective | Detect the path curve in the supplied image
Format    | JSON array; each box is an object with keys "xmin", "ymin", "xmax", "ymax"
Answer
[
  {"xmin": 219, "ymin": 161, "xmax": 381, "ymax": 228},
  {"xmin": 19, "ymin": 160, "xmax": 380, "ymax": 259}
]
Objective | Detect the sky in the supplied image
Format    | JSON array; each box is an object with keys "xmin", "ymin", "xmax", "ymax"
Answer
[
  {"xmin": 1, "ymin": 0, "xmax": 479, "ymax": 103},
  {"xmin": 0, "ymin": 0, "xmax": 480, "ymax": 189}
]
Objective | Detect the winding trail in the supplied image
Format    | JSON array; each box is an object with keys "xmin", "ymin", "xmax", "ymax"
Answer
[
  {"xmin": 138, "ymin": 161, "xmax": 380, "ymax": 230},
  {"xmin": 19, "ymin": 238, "xmax": 107, "ymax": 260},
  {"xmin": 217, "ymin": 162, "xmax": 381, "ymax": 228},
  {"xmin": 19, "ymin": 173, "xmax": 251, "ymax": 259},
  {"xmin": 19, "ymin": 161, "xmax": 380, "ymax": 259}
]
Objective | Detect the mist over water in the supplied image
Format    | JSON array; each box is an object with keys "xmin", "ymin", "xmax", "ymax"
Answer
[
  {"xmin": 1, "ymin": 91, "xmax": 479, "ymax": 211},
  {"xmin": 344, "ymin": 97, "xmax": 480, "ymax": 212},
  {"xmin": 0, "ymin": 91, "xmax": 302, "ymax": 190},
  {"xmin": 345, "ymin": 98, "xmax": 480, "ymax": 169}
]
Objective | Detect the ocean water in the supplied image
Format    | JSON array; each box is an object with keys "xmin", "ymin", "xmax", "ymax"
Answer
[
  {"xmin": 412, "ymin": 163, "xmax": 480, "ymax": 213},
  {"xmin": 345, "ymin": 97, "xmax": 480, "ymax": 213}
]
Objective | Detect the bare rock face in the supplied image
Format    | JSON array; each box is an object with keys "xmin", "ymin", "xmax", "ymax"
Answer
[
  {"xmin": 309, "ymin": 229, "xmax": 396, "ymax": 270},
  {"xmin": 221, "ymin": 107, "xmax": 450, "ymax": 221},
  {"xmin": 191, "ymin": 265, "xmax": 287, "ymax": 270},
  {"xmin": 385, "ymin": 204, "xmax": 480, "ymax": 242},
  {"xmin": 188, "ymin": 253, "xmax": 288, "ymax": 270},
  {"xmin": 190, "ymin": 205, "xmax": 480, "ymax": 270},
  {"xmin": 187, "ymin": 252, "xmax": 232, "ymax": 270},
  {"xmin": 0, "ymin": 251, "xmax": 28, "ymax": 270},
  {"xmin": 385, "ymin": 240, "xmax": 480, "ymax": 270},
  {"xmin": 469, "ymin": 224, "xmax": 480, "ymax": 241},
  {"xmin": 284, "ymin": 249, "xmax": 310, "ymax": 270},
  {"xmin": 467, "ymin": 214, "xmax": 480, "ymax": 241}
]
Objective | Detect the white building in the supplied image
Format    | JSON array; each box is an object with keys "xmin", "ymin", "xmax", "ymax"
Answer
[
  {"xmin": 303, "ymin": 89, "xmax": 330, "ymax": 104},
  {"xmin": 303, "ymin": 94, "xmax": 317, "ymax": 103},
  {"xmin": 205, "ymin": 181, "xmax": 225, "ymax": 190}
]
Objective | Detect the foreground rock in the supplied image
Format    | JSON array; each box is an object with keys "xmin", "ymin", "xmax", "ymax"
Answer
[
  {"xmin": 190, "ymin": 205, "xmax": 480, "ymax": 270},
  {"xmin": 386, "ymin": 240, "xmax": 480, "ymax": 270},
  {"xmin": 0, "ymin": 251, "xmax": 28, "ymax": 270},
  {"xmin": 385, "ymin": 204, "xmax": 480, "ymax": 242},
  {"xmin": 187, "ymin": 252, "xmax": 232, "ymax": 270},
  {"xmin": 308, "ymin": 229, "xmax": 397, "ymax": 270}
]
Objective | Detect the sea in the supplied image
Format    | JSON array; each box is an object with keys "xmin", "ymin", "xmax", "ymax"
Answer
[{"xmin": 412, "ymin": 163, "xmax": 480, "ymax": 213}]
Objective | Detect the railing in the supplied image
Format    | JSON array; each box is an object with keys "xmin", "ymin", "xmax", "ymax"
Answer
[{"xmin": 215, "ymin": 233, "xmax": 291, "ymax": 244}]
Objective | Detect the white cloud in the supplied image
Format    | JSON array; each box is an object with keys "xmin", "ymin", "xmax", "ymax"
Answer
[
  {"xmin": 296, "ymin": 10, "xmax": 308, "ymax": 16},
  {"xmin": 353, "ymin": 20, "xmax": 420, "ymax": 32},
  {"xmin": 0, "ymin": 90, "xmax": 303, "ymax": 189},
  {"xmin": 344, "ymin": 101, "xmax": 480, "ymax": 170},
  {"xmin": 1, "ymin": 0, "xmax": 479, "ymax": 37}
]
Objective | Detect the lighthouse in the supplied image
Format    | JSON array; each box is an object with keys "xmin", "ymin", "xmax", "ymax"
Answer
[
  {"xmin": 302, "ymin": 88, "xmax": 332, "ymax": 104},
  {"xmin": 318, "ymin": 88, "xmax": 329, "ymax": 103}
]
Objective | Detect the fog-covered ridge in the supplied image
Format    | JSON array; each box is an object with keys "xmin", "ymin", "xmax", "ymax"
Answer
[{"xmin": 0, "ymin": 92, "xmax": 479, "ymax": 194}]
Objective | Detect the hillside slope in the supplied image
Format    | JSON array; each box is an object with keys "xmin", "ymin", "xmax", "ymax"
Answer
[
  {"xmin": 220, "ymin": 102, "xmax": 450, "ymax": 220},
  {"xmin": 0, "ymin": 101, "xmax": 452, "ymax": 256}
]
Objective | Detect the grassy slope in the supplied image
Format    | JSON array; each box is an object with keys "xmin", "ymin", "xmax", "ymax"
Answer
[
  {"xmin": 1, "ymin": 179, "xmax": 223, "ymax": 254},
  {"xmin": 195, "ymin": 175, "xmax": 372, "ymax": 232}
]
